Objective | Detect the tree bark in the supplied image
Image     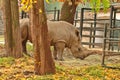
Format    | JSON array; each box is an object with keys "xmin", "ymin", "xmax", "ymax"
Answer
[
  {"xmin": 10, "ymin": 0, "xmax": 23, "ymax": 58},
  {"xmin": 3, "ymin": 0, "xmax": 23, "ymax": 58},
  {"xmin": 60, "ymin": 0, "xmax": 78, "ymax": 24},
  {"xmin": 3, "ymin": 0, "xmax": 13, "ymax": 56},
  {"xmin": 31, "ymin": 0, "xmax": 55, "ymax": 75}
]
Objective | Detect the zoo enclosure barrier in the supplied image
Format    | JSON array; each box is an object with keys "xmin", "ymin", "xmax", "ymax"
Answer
[
  {"xmin": 20, "ymin": 7, "xmax": 60, "ymax": 21},
  {"xmin": 74, "ymin": 5, "xmax": 120, "ymax": 68},
  {"xmin": 101, "ymin": 5, "xmax": 120, "ymax": 68},
  {"xmin": 75, "ymin": 7, "xmax": 110, "ymax": 48}
]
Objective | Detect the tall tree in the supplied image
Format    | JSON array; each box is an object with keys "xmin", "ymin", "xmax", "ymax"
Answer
[
  {"xmin": 31, "ymin": 0, "xmax": 55, "ymax": 75},
  {"xmin": 3, "ymin": 0, "xmax": 22, "ymax": 58},
  {"xmin": 59, "ymin": 0, "xmax": 110, "ymax": 24},
  {"xmin": 0, "ymin": 0, "xmax": 2, "ymax": 9},
  {"xmin": 3, "ymin": 0, "xmax": 13, "ymax": 57},
  {"xmin": 10, "ymin": 0, "xmax": 22, "ymax": 58},
  {"xmin": 60, "ymin": 0, "xmax": 79, "ymax": 24}
]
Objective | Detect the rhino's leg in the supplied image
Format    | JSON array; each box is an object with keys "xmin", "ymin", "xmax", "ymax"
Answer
[
  {"xmin": 22, "ymin": 40, "xmax": 27, "ymax": 54},
  {"xmin": 22, "ymin": 40, "xmax": 31, "ymax": 56},
  {"xmin": 53, "ymin": 46, "xmax": 57, "ymax": 60},
  {"xmin": 55, "ymin": 42, "xmax": 65, "ymax": 61}
]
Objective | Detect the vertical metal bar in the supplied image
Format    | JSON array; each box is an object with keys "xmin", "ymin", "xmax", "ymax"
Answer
[
  {"xmin": 54, "ymin": 7, "xmax": 56, "ymax": 21},
  {"xmin": 80, "ymin": 8, "xmax": 84, "ymax": 37},
  {"xmin": 21, "ymin": 11, "xmax": 24, "ymax": 19},
  {"xmin": 75, "ymin": 10, "xmax": 78, "ymax": 19},
  {"xmin": 57, "ymin": 10, "xmax": 60, "ymax": 21},
  {"xmin": 74, "ymin": 10, "xmax": 78, "ymax": 26},
  {"xmin": 101, "ymin": 24, "xmax": 107, "ymax": 66},
  {"xmin": 112, "ymin": 9, "xmax": 117, "ymax": 51},
  {"xmin": 92, "ymin": 12, "xmax": 97, "ymax": 48},
  {"xmin": 89, "ymin": 23, "xmax": 93, "ymax": 48},
  {"xmin": 113, "ymin": 9, "xmax": 116, "ymax": 28},
  {"xmin": 110, "ymin": 8, "xmax": 117, "ymax": 51},
  {"xmin": 112, "ymin": 7, "xmax": 115, "ymax": 51},
  {"xmin": 108, "ymin": 6, "xmax": 114, "ymax": 50},
  {"xmin": 110, "ymin": 6, "xmax": 114, "ymax": 28}
]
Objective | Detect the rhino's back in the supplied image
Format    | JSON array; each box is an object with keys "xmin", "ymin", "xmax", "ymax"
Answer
[{"xmin": 47, "ymin": 21, "xmax": 76, "ymax": 46}]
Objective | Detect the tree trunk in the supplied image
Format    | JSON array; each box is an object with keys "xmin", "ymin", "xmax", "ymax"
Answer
[
  {"xmin": 0, "ymin": 0, "xmax": 2, "ymax": 9},
  {"xmin": 3, "ymin": 0, "xmax": 13, "ymax": 56},
  {"xmin": 3, "ymin": 0, "xmax": 22, "ymax": 58},
  {"xmin": 60, "ymin": 0, "xmax": 78, "ymax": 24},
  {"xmin": 31, "ymin": 0, "xmax": 55, "ymax": 75},
  {"xmin": 10, "ymin": 0, "xmax": 22, "ymax": 58}
]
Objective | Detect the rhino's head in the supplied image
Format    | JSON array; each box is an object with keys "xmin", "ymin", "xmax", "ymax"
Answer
[{"xmin": 70, "ymin": 29, "xmax": 88, "ymax": 60}]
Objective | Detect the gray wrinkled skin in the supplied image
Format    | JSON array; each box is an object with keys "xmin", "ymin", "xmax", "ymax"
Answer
[{"xmin": 20, "ymin": 18, "xmax": 83, "ymax": 61}]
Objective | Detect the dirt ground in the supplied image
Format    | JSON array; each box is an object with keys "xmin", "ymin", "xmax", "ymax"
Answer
[
  {"xmin": 54, "ymin": 48, "xmax": 120, "ymax": 68},
  {"xmin": 0, "ymin": 43, "xmax": 120, "ymax": 68}
]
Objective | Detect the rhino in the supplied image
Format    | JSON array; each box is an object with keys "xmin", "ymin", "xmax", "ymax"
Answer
[{"xmin": 20, "ymin": 18, "xmax": 96, "ymax": 60}]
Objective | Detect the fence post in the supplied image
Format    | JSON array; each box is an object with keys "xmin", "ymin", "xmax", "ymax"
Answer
[
  {"xmin": 54, "ymin": 7, "xmax": 56, "ymax": 21},
  {"xmin": 101, "ymin": 24, "xmax": 107, "ymax": 66},
  {"xmin": 92, "ymin": 12, "xmax": 97, "ymax": 48},
  {"xmin": 57, "ymin": 10, "xmax": 60, "ymax": 21},
  {"xmin": 80, "ymin": 8, "xmax": 84, "ymax": 37}
]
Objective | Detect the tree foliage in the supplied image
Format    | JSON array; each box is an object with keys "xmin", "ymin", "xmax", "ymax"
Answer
[
  {"xmin": 20, "ymin": 0, "xmax": 110, "ymax": 12},
  {"xmin": 59, "ymin": 0, "xmax": 110, "ymax": 12},
  {"xmin": 20, "ymin": 0, "xmax": 55, "ymax": 12},
  {"xmin": 88, "ymin": 0, "xmax": 110, "ymax": 11},
  {"xmin": 20, "ymin": 0, "xmax": 36, "ymax": 12}
]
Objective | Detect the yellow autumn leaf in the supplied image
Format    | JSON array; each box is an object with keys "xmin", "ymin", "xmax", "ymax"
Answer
[
  {"xmin": 39, "ymin": 9, "xmax": 42, "ymax": 13},
  {"xmin": 46, "ymin": 0, "xmax": 50, "ymax": 4},
  {"xmin": 21, "ymin": 78, "xmax": 26, "ymax": 80},
  {"xmin": 33, "ymin": 0, "xmax": 37, "ymax": 3},
  {"xmin": 21, "ymin": 0, "xmax": 26, "ymax": 4},
  {"xmin": 30, "ymin": 0, "xmax": 33, "ymax": 3}
]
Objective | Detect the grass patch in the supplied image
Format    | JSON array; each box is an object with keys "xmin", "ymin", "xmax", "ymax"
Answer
[
  {"xmin": 26, "ymin": 43, "xmax": 54, "ymax": 53},
  {"xmin": 0, "ymin": 56, "xmax": 119, "ymax": 80},
  {"xmin": 26, "ymin": 42, "xmax": 33, "ymax": 52},
  {"xmin": 34, "ymin": 76, "xmax": 54, "ymax": 80},
  {"xmin": 84, "ymin": 66, "xmax": 104, "ymax": 78},
  {"xmin": 0, "ymin": 57, "xmax": 15, "ymax": 66}
]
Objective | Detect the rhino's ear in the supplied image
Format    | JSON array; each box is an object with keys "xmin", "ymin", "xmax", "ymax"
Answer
[{"xmin": 75, "ymin": 29, "xmax": 80, "ymax": 37}]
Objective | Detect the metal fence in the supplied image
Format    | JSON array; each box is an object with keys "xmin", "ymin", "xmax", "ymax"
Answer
[
  {"xmin": 20, "ymin": 7, "xmax": 60, "ymax": 21},
  {"xmin": 101, "ymin": 5, "xmax": 120, "ymax": 69},
  {"xmin": 74, "ymin": 6, "xmax": 120, "ymax": 68},
  {"xmin": 75, "ymin": 8, "xmax": 110, "ymax": 48}
]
